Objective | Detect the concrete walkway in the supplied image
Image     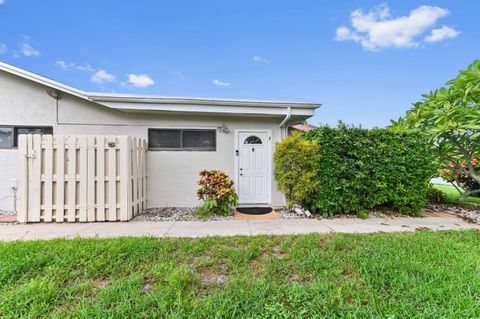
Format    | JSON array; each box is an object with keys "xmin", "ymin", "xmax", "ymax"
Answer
[{"xmin": 0, "ymin": 215, "xmax": 478, "ymax": 241}]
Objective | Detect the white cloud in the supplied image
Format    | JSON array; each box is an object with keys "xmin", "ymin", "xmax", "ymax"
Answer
[
  {"xmin": 253, "ymin": 56, "xmax": 270, "ymax": 64},
  {"xmin": 20, "ymin": 42, "xmax": 40, "ymax": 57},
  {"xmin": 127, "ymin": 73, "xmax": 155, "ymax": 88},
  {"xmin": 212, "ymin": 79, "xmax": 231, "ymax": 87},
  {"xmin": 424, "ymin": 25, "xmax": 460, "ymax": 43},
  {"xmin": 55, "ymin": 60, "xmax": 74, "ymax": 70},
  {"xmin": 336, "ymin": 4, "xmax": 457, "ymax": 50},
  {"xmin": 76, "ymin": 64, "xmax": 95, "ymax": 72},
  {"xmin": 0, "ymin": 43, "xmax": 6, "ymax": 54},
  {"xmin": 55, "ymin": 61, "xmax": 97, "ymax": 73},
  {"xmin": 91, "ymin": 70, "xmax": 116, "ymax": 83}
]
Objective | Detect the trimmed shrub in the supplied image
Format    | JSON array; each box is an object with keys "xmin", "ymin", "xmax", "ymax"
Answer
[
  {"xmin": 426, "ymin": 185, "xmax": 448, "ymax": 204},
  {"xmin": 197, "ymin": 170, "xmax": 238, "ymax": 216},
  {"xmin": 302, "ymin": 125, "xmax": 436, "ymax": 216},
  {"xmin": 273, "ymin": 132, "xmax": 320, "ymax": 209}
]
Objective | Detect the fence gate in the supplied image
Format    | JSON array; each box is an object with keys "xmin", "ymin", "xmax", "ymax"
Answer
[{"xmin": 16, "ymin": 135, "xmax": 147, "ymax": 223}]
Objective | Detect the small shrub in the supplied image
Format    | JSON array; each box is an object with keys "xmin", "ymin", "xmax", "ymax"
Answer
[
  {"xmin": 197, "ymin": 170, "xmax": 238, "ymax": 216},
  {"xmin": 273, "ymin": 132, "xmax": 320, "ymax": 209},
  {"xmin": 426, "ymin": 185, "xmax": 448, "ymax": 204},
  {"xmin": 357, "ymin": 210, "xmax": 369, "ymax": 219},
  {"xmin": 193, "ymin": 206, "xmax": 212, "ymax": 220}
]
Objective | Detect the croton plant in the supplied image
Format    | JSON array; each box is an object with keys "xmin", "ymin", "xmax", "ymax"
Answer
[{"xmin": 197, "ymin": 169, "xmax": 238, "ymax": 216}]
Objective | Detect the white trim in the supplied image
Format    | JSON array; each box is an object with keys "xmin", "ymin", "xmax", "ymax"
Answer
[
  {"xmin": 234, "ymin": 129, "xmax": 272, "ymax": 205},
  {"xmin": 99, "ymin": 102, "xmax": 316, "ymax": 117},
  {"xmin": 86, "ymin": 92, "xmax": 320, "ymax": 109}
]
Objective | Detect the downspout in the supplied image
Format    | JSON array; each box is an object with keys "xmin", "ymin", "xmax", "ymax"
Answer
[
  {"xmin": 279, "ymin": 106, "xmax": 291, "ymax": 139},
  {"xmin": 278, "ymin": 106, "xmax": 291, "ymax": 208}
]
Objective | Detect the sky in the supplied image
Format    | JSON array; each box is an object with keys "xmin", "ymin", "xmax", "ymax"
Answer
[{"xmin": 0, "ymin": 0, "xmax": 478, "ymax": 128}]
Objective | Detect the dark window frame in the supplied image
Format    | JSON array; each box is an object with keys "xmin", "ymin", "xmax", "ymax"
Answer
[
  {"xmin": 0, "ymin": 126, "xmax": 13, "ymax": 149},
  {"xmin": 13, "ymin": 126, "xmax": 53, "ymax": 147},
  {"xmin": 0, "ymin": 125, "xmax": 53, "ymax": 149},
  {"xmin": 148, "ymin": 128, "xmax": 216, "ymax": 151}
]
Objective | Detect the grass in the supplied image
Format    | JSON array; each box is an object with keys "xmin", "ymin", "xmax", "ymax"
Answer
[
  {"xmin": 1, "ymin": 231, "xmax": 480, "ymax": 318},
  {"xmin": 432, "ymin": 184, "xmax": 480, "ymax": 204},
  {"xmin": 0, "ymin": 231, "xmax": 480, "ymax": 318}
]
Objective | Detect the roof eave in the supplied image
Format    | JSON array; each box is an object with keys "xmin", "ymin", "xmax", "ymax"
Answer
[
  {"xmin": 86, "ymin": 93, "xmax": 321, "ymax": 109},
  {"xmin": 93, "ymin": 100, "xmax": 316, "ymax": 118}
]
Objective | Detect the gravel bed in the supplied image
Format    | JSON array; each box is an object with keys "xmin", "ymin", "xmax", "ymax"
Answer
[
  {"xmin": 132, "ymin": 207, "xmax": 405, "ymax": 222},
  {"xmin": 275, "ymin": 208, "xmax": 306, "ymax": 219},
  {"xmin": 131, "ymin": 207, "xmax": 234, "ymax": 222},
  {"xmin": 427, "ymin": 203, "xmax": 480, "ymax": 224},
  {"xmin": 132, "ymin": 207, "xmax": 306, "ymax": 222}
]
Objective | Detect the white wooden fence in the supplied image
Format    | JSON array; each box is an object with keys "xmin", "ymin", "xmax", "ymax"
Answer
[{"xmin": 16, "ymin": 135, "xmax": 147, "ymax": 223}]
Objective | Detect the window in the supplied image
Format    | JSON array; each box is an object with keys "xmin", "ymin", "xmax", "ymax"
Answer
[
  {"xmin": 244, "ymin": 135, "xmax": 262, "ymax": 144},
  {"xmin": 148, "ymin": 129, "xmax": 216, "ymax": 151},
  {"xmin": 0, "ymin": 126, "xmax": 53, "ymax": 149},
  {"xmin": 0, "ymin": 127, "xmax": 12, "ymax": 149},
  {"xmin": 13, "ymin": 126, "xmax": 53, "ymax": 147}
]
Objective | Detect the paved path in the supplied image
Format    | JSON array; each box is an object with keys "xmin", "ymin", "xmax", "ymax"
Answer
[{"xmin": 0, "ymin": 215, "xmax": 478, "ymax": 241}]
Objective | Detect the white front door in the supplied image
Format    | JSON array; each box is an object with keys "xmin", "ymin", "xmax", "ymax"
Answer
[{"xmin": 237, "ymin": 131, "xmax": 270, "ymax": 204}]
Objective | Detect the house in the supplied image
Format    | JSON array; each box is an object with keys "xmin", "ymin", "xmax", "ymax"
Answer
[
  {"xmin": 0, "ymin": 61, "xmax": 319, "ymax": 213},
  {"xmin": 289, "ymin": 123, "xmax": 318, "ymax": 134}
]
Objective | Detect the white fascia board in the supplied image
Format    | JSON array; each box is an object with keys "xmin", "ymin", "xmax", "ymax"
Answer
[
  {"xmin": 95, "ymin": 101, "xmax": 316, "ymax": 117},
  {"xmin": 86, "ymin": 92, "xmax": 320, "ymax": 109}
]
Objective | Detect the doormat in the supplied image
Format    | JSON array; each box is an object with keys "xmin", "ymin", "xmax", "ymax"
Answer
[
  {"xmin": 235, "ymin": 207, "xmax": 278, "ymax": 220},
  {"xmin": 236, "ymin": 207, "xmax": 273, "ymax": 215}
]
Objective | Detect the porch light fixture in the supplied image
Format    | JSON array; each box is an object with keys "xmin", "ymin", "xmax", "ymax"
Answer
[{"xmin": 217, "ymin": 124, "xmax": 230, "ymax": 134}]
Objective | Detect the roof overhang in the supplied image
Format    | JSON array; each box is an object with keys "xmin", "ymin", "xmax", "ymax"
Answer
[
  {"xmin": 87, "ymin": 93, "xmax": 320, "ymax": 118},
  {"xmin": 0, "ymin": 61, "xmax": 321, "ymax": 120}
]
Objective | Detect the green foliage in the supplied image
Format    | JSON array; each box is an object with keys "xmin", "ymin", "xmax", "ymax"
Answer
[
  {"xmin": 197, "ymin": 170, "xmax": 238, "ymax": 216},
  {"xmin": 193, "ymin": 205, "xmax": 213, "ymax": 220},
  {"xmin": 357, "ymin": 210, "xmax": 369, "ymax": 219},
  {"xmin": 391, "ymin": 60, "xmax": 480, "ymax": 200},
  {"xmin": 303, "ymin": 125, "xmax": 436, "ymax": 216},
  {"xmin": 426, "ymin": 184, "xmax": 448, "ymax": 204},
  {"xmin": 273, "ymin": 132, "xmax": 320, "ymax": 209}
]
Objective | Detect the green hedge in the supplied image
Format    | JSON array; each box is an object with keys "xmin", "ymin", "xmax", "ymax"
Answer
[{"xmin": 300, "ymin": 126, "xmax": 436, "ymax": 216}]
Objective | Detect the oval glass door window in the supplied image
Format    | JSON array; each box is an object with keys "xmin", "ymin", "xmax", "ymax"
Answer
[{"xmin": 244, "ymin": 135, "xmax": 262, "ymax": 144}]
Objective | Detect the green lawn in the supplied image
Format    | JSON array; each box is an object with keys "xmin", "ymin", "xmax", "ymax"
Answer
[
  {"xmin": 432, "ymin": 183, "xmax": 480, "ymax": 204},
  {"xmin": 1, "ymin": 231, "xmax": 480, "ymax": 318}
]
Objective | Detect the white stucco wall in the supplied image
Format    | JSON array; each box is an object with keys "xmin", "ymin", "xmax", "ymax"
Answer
[
  {"xmin": 0, "ymin": 71, "xmax": 57, "ymax": 211},
  {"xmin": 0, "ymin": 71, "xmax": 287, "ymax": 211}
]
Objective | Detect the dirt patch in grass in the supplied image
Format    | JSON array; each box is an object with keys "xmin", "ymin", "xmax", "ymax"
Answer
[
  {"xmin": 199, "ymin": 271, "xmax": 228, "ymax": 286},
  {"xmin": 143, "ymin": 278, "xmax": 155, "ymax": 293},
  {"xmin": 91, "ymin": 278, "xmax": 109, "ymax": 289}
]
